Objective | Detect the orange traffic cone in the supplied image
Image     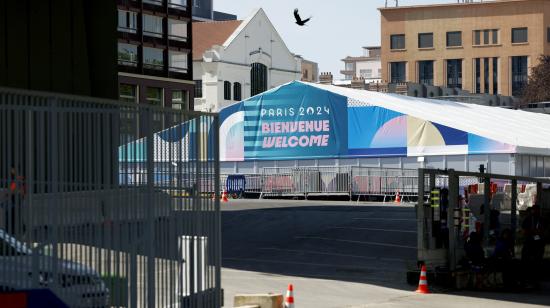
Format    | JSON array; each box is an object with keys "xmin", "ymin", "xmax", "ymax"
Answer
[
  {"xmin": 221, "ymin": 189, "xmax": 229, "ymax": 203},
  {"xmin": 416, "ymin": 265, "xmax": 430, "ymax": 294},
  {"xmin": 284, "ymin": 284, "xmax": 294, "ymax": 308},
  {"xmin": 394, "ymin": 191, "xmax": 401, "ymax": 204}
]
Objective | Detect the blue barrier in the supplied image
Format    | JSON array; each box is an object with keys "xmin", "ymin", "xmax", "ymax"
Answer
[{"xmin": 226, "ymin": 175, "xmax": 246, "ymax": 197}]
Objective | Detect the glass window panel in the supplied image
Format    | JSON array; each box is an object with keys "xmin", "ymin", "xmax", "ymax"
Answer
[
  {"xmin": 233, "ymin": 83, "xmax": 242, "ymax": 101},
  {"xmin": 512, "ymin": 27, "xmax": 528, "ymax": 43},
  {"xmin": 194, "ymin": 80, "xmax": 202, "ymax": 98},
  {"xmin": 119, "ymin": 84, "xmax": 137, "ymax": 103},
  {"xmin": 483, "ymin": 30, "xmax": 490, "ymax": 45},
  {"xmin": 118, "ymin": 43, "xmax": 138, "ymax": 66},
  {"xmin": 146, "ymin": 87, "xmax": 163, "ymax": 105},
  {"xmin": 172, "ymin": 91, "xmax": 188, "ymax": 110},
  {"xmin": 143, "ymin": 47, "xmax": 164, "ymax": 69},
  {"xmin": 390, "ymin": 62, "xmax": 406, "ymax": 83},
  {"xmin": 484, "ymin": 58, "xmax": 489, "ymax": 94},
  {"xmin": 493, "ymin": 58, "xmax": 498, "ymax": 94},
  {"xmin": 169, "ymin": 51, "xmax": 188, "ymax": 72},
  {"xmin": 143, "ymin": 15, "xmax": 163, "ymax": 38},
  {"xmin": 118, "ymin": 10, "xmax": 137, "ymax": 33},
  {"xmin": 474, "ymin": 30, "xmax": 481, "ymax": 45},
  {"xmin": 418, "ymin": 60, "xmax": 434, "ymax": 85},
  {"xmin": 475, "ymin": 58, "xmax": 481, "ymax": 93},
  {"xmin": 169, "ymin": 0, "xmax": 187, "ymax": 8},
  {"xmin": 251, "ymin": 63, "xmax": 268, "ymax": 96},
  {"xmin": 418, "ymin": 33, "xmax": 433, "ymax": 48},
  {"xmin": 224, "ymin": 81, "xmax": 231, "ymax": 100},
  {"xmin": 345, "ymin": 63, "xmax": 354, "ymax": 70},
  {"xmin": 390, "ymin": 34, "xmax": 405, "ymax": 50},
  {"xmin": 545, "ymin": 157, "xmax": 550, "ymax": 177},
  {"xmin": 511, "ymin": 56, "xmax": 528, "ymax": 96},
  {"xmin": 446, "ymin": 31, "xmax": 462, "ymax": 47},
  {"xmin": 168, "ymin": 19, "xmax": 187, "ymax": 41},
  {"xmin": 446, "ymin": 59, "xmax": 462, "ymax": 89}
]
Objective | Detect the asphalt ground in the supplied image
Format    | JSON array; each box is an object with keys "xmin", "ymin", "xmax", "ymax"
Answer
[{"xmin": 221, "ymin": 199, "xmax": 550, "ymax": 308}]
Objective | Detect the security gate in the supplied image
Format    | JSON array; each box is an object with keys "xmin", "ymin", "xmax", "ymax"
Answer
[{"xmin": 0, "ymin": 87, "xmax": 221, "ymax": 307}]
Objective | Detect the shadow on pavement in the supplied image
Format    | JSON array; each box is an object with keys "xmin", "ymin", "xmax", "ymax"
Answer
[{"xmin": 221, "ymin": 203, "xmax": 550, "ymax": 307}]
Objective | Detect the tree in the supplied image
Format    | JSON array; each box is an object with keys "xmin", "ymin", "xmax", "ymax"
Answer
[{"xmin": 522, "ymin": 55, "xmax": 550, "ymax": 105}]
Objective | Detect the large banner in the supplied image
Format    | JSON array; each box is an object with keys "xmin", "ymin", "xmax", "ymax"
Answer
[
  {"xmin": 220, "ymin": 82, "xmax": 348, "ymax": 161},
  {"xmin": 217, "ymin": 81, "xmax": 517, "ymax": 162}
]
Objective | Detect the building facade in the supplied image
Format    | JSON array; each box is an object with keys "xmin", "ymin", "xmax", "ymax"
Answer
[
  {"xmin": 0, "ymin": 1, "xmax": 118, "ymax": 99},
  {"xmin": 192, "ymin": 8, "xmax": 302, "ymax": 112},
  {"xmin": 191, "ymin": 0, "xmax": 237, "ymax": 21},
  {"xmin": 117, "ymin": 0, "xmax": 194, "ymax": 114},
  {"xmin": 380, "ymin": 0, "xmax": 550, "ymax": 97},
  {"xmin": 340, "ymin": 47, "xmax": 382, "ymax": 83},
  {"xmin": 300, "ymin": 58, "xmax": 319, "ymax": 82}
]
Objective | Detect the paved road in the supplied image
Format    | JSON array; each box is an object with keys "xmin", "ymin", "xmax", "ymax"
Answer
[{"xmin": 221, "ymin": 199, "xmax": 550, "ymax": 308}]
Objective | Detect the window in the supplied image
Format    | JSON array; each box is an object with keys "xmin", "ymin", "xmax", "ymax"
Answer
[
  {"xmin": 147, "ymin": 87, "xmax": 164, "ymax": 131},
  {"xmin": 233, "ymin": 82, "xmax": 242, "ymax": 101},
  {"xmin": 303, "ymin": 69, "xmax": 309, "ymax": 79},
  {"xmin": 446, "ymin": 31, "xmax": 462, "ymax": 47},
  {"xmin": 146, "ymin": 87, "xmax": 163, "ymax": 105},
  {"xmin": 418, "ymin": 33, "xmax": 433, "ymax": 48},
  {"xmin": 224, "ymin": 81, "xmax": 231, "ymax": 100},
  {"xmin": 118, "ymin": 10, "xmax": 137, "ymax": 33},
  {"xmin": 511, "ymin": 56, "xmax": 528, "ymax": 96},
  {"xmin": 418, "ymin": 61, "xmax": 433, "ymax": 85},
  {"xmin": 360, "ymin": 69, "xmax": 373, "ymax": 78},
  {"xmin": 193, "ymin": 0, "xmax": 200, "ymax": 7},
  {"xmin": 484, "ymin": 58, "xmax": 490, "ymax": 94},
  {"xmin": 492, "ymin": 29, "xmax": 499, "ymax": 45},
  {"xmin": 547, "ymin": 28, "xmax": 550, "ymax": 43},
  {"xmin": 390, "ymin": 34, "xmax": 405, "ymax": 50},
  {"xmin": 143, "ymin": 0, "xmax": 162, "ymax": 5},
  {"xmin": 169, "ymin": 0, "xmax": 187, "ymax": 8},
  {"xmin": 172, "ymin": 91, "xmax": 188, "ymax": 110},
  {"xmin": 119, "ymin": 84, "xmax": 137, "ymax": 103},
  {"xmin": 194, "ymin": 80, "xmax": 203, "ymax": 98},
  {"xmin": 512, "ymin": 27, "xmax": 528, "ymax": 43},
  {"xmin": 345, "ymin": 62, "xmax": 354, "ymax": 71},
  {"xmin": 446, "ymin": 59, "xmax": 462, "ymax": 89},
  {"xmin": 143, "ymin": 47, "xmax": 164, "ymax": 69},
  {"xmin": 251, "ymin": 63, "xmax": 268, "ymax": 96},
  {"xmin": 474, "ymin": 30, "xmax": 481, "ymax": 45},
  {"xmin": 118, "ymin": 43, "xmax": 138, "ymax": 66},
  {"xmin": 377, "ymin": 68, "xmax": 382, "ymax": 77},
  {"xmin": 143, "ymin": 15, "xmax": 163, "ymax": 38},
  {"xmin": 475, "ymin": 58, "xmax": 481, "ymax": 93},
  {"xmin": 169, "ymin": 51, "xmax": 188, "ymax": 72},
  {"xmin": 168, "ymin": 19, "xmax": 188, "ymax": 41},
  {"xmin": 483, "ymin": 30, "xmax": 490, "ymax": 45},
  {"xmin": 390, "ymin": 62, "xmax": 406, "ymax": 83},
  {"xmin": 493, "ymin": 58, "xmax": 498, "ymax": 94}
]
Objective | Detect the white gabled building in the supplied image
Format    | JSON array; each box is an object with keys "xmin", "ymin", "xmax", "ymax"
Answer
[{"xmin": 192, "ymin": 8, "xmax": 302, "ymax": 112}]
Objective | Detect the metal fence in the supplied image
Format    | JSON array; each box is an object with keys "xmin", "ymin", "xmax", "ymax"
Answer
[
  {"xmin": 252, "ymin": 166, "xmax": 421, "ymax": 200},
  {"xmin": 0, "ymin": 87, "xmax": 221, "ymax": 307}
]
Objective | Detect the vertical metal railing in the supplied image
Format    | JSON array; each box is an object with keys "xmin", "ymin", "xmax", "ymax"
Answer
[{"xmin": 0, "ymin": 87, "xmax": 221, "ymax": 307}]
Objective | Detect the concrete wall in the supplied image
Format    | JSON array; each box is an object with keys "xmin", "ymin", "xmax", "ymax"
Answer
[{"xmin": 380, "ymin": 0, "xmax": 550, "ymax": 96}]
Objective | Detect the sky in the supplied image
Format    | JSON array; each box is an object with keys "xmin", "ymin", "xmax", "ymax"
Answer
[{"xmin": 215, "ymin": 0, "xmax": 457, "ymax": 79}]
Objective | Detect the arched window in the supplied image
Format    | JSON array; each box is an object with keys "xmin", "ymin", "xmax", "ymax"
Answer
[
  {"xmin": 250, "ymin": 63, "xmax": 268, "ymax": 96},
  {"xmin": 233, "ymin": 82, "xmax": 242, "ymax": 101},
  {"xmin": 224, "ymin": 81, "xmax": 231, "ymax": 100}
]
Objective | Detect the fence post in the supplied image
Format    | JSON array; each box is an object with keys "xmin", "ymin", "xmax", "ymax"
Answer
[
  {"xmin": 417, "ymin": 168, "xmax": 426, "ymax": 256},
  {"xmin": 146, "ymin": 106, "xmax": 156, "ymax": 307},
  {"xmin": 511, "ymin": 179, "xmax": 518, "ymax": 253},
  {"xmin": 213, "ymin": 115, "xmax": 222, "ymax": 307},
  {"xmin": 483, "ymin": 177, "xmax": 491, "ymax": 247},
  {"xmin": 448, "ymin": 170, "xmax": 459, "ymax": 271}
]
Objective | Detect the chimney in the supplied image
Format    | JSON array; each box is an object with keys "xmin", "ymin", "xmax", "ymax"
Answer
[
  {"xmin": 319, "ymin": 72, "xmax": 333, "ymax": 85},
  {"xmin": 351, "ymin": 77, "xmax": 365, "ymax": 89}
]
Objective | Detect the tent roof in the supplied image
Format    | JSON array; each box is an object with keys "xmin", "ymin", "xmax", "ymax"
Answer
[{"xmin": 301, "ymin": 82, "xmax": 550, "ymax": 155}]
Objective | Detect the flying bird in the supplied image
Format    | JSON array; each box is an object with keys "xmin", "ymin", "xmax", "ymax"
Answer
[{"xmin": 293, "ymin": 9, "xmax": 311, "ymax": 26}]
